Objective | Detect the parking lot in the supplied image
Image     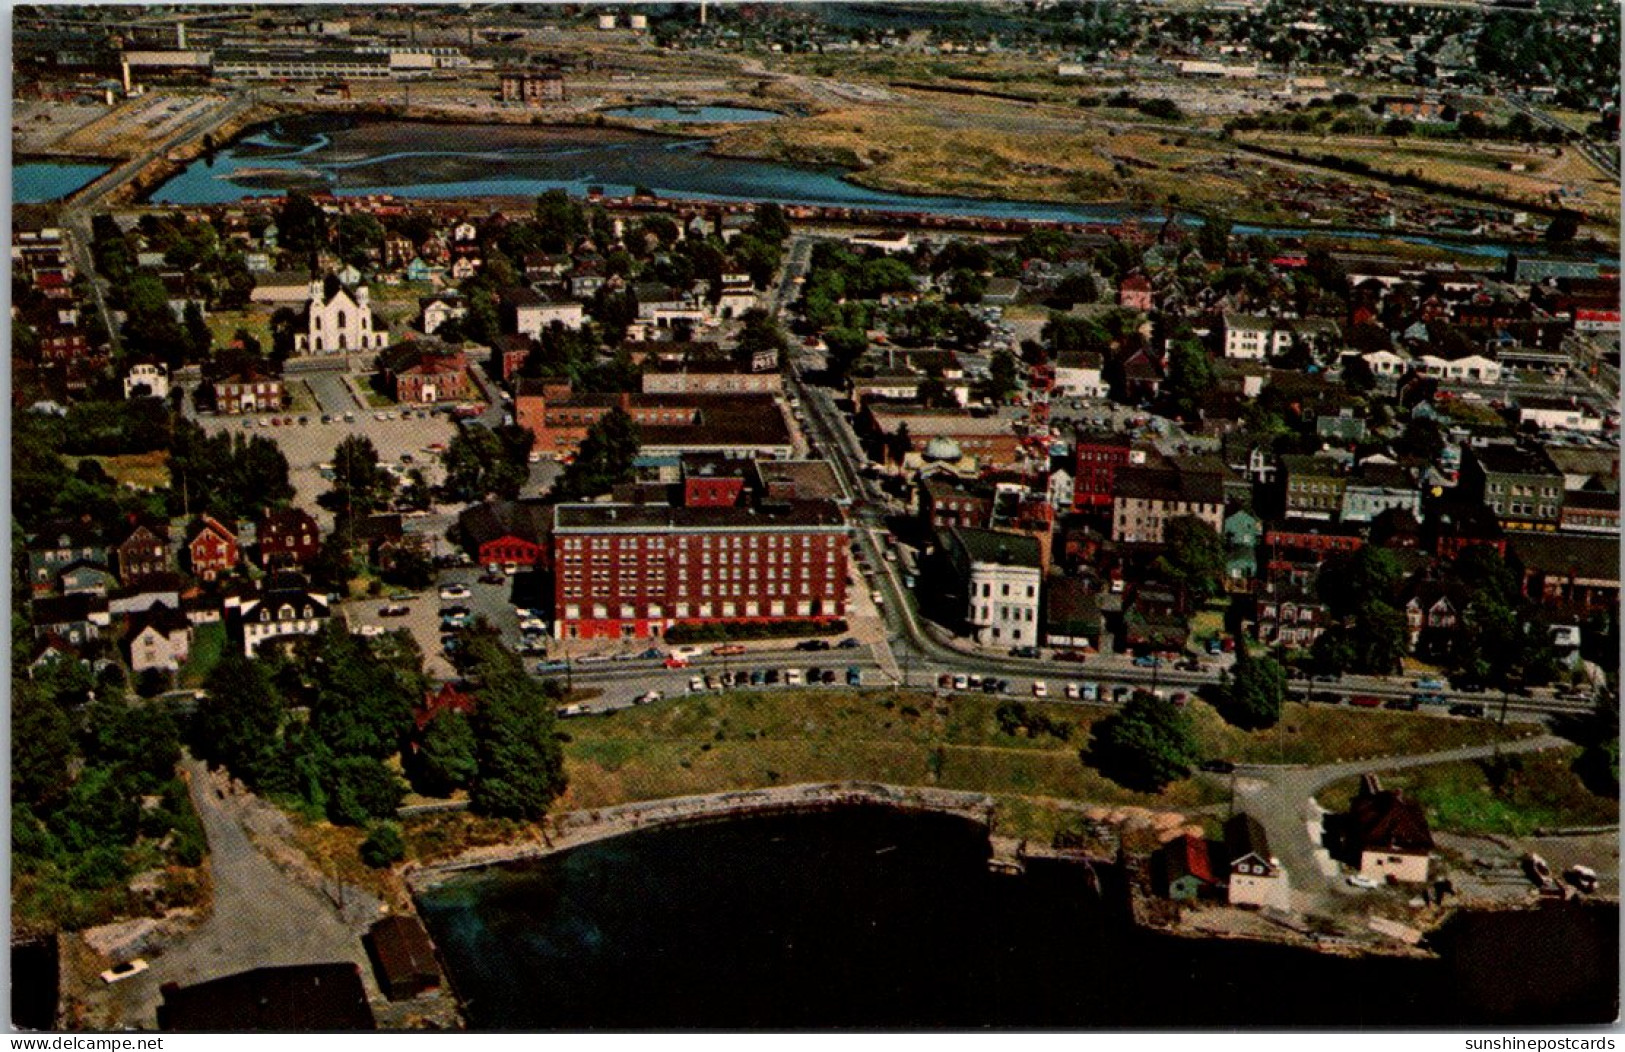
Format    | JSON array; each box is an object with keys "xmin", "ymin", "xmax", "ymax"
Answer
[{"xmin": 196, "ymin": 408, "xmax": 459, "ymax": 521}]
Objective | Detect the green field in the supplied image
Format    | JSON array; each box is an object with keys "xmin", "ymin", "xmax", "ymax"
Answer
[
  {"xmin": 1316, "ymin": 747, "xmax": 1618, "ymax": 837},
  {"xmin": 555, "ymin": 690, "xmax": 1532, "ymax": 838},
  {"xmin": 179, "ymin": 622, "xmax": 227, "ymax": 689}
]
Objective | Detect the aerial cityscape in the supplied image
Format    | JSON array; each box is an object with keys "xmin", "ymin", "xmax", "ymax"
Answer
[{"xmin": 9, "ymin": 0, "xmax": 1621, "ymax": 1032}]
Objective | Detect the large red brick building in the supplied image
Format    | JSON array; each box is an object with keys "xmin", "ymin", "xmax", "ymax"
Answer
[{"xmin": 551, "ymin": 498, "xmax": 850, "ymax": 640}]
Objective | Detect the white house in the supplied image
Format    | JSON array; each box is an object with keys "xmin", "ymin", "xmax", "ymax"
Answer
[
  {"xmin": 508, "ymin": 287, "xmax": 586, "ymax": 336},
  {"xmin": 1416, "ymin": 351, "xmax": 1502, "ymax": 386},
  {"xmin": 1349, "ymin": 776, "xmax": 1433, "ymax": 884},
  {"xmin": 1223, "ymin": 314, "xmax": 1291, "ymax": 360},
  {"xmin": 125, "ymin": 603, "xmax": 193, "ymax": 673},
  {"xmin": 233, "ymin": 574, "xmax": 331, "ymax": 655},
  {"xmin": 1519, "ymin": 397, "xmax": 1603, "ymax": 433},
  {"xmin": 945, "ymin": 527, "xmax": 1043, "ymax": 647},
  {"xmin": 1053, "ymin": 351, "xmax": 1107, "ymax": 399},
  {"xmin": 716, "ymin": 273, "xmax": 756, "ymax": 320},
  {"xmin": 1359, "ymin": 348, "xmax": 1412, "ymax": 379},
  {"xmin": 420, "ymin": 295, "xmax": 467, "ymax": 335},
  {"xmin": 124, "ymin": 362, "xmax": 170, "ymax": 400},
  {"xmin": 1225, "ymin": 813, "xmax": 1290, "ymax": 909},
  {"xmin": 849, "ymin": 230, "xmax": 911, "ymax": 253},
  {"xmin": 294, "ymin": 278, "xmax": 388, "ymax": 354}
]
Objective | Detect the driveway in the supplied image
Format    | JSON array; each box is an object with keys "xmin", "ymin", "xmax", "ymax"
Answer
[
  {"xmin": 1232, "ymin": 734, "xmax": 1571, "ymax": 913},
  {"xmin": 97, "ymin": 757, "xmax": 383, "ymax": 1028}
]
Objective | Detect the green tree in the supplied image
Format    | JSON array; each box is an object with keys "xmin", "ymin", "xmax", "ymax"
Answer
[
  {"xmin": 442, "ymin": 425, "xmax": 526, "ymax": 502},
  {"xmin": 1197, "ymin": 215, "xmax": 1232, "ymax": 262},
  {"xmin": 411, "ymin": 709, "xmax": 479, "ymax": 796},
  {"xmin": 1155, "ymin": 516, "xmax": 1225, "ymax": 601},
  {"xmin": 1350, "ymin": 600, "xmax": 1409, "ymax": 676},
  {"xmin": 12, "ymin": 682, "xmax": 75, "ymax": 809},
  {"xmin": 322, "ymin": 435, "xmax": 396, "ymax": 519},
  {"xmin": 982, "ymin": 349, "xmax": 1020, "ymax": 402},
  {"xmin": 823, "ymin": 327, "xmax": 868, "ymax": 381},
  {"xmin": 325, "ymin": 755, "xmax": 405, "ymax": 826},
  {"xmin": 1310, "ymin": 628, "xmax": 1356, "ymax": 678},
  {"xmin": 1222, "ymin": 641, "xmax": 1287, "ymax": 730},
  {"xmin": 276, "ymin": 190, "xmax": 330, "ymax": 256},
  {"xmin": 359, "ymin": 822, "xmax": 406, "ymax": 868},
  {"xmin": 303, "ymin": 624, "xmax": 419, "ymax": 760},
  {"xmin": 193, "ymin": 652, "xmax": 287, "ymax": 787},
  {"xmin": 749, "ymin": 201, "xmax": 791, "ymax": 244},
  {"xmin": 1163, "ymin": 339, "xmax": 1216, "ymax": 420},
  {"xmin": 334, "ymin": 212, "xmax": 385, "ymax": 267},
  {"xmin": 467, "ymin": 638, "xmax": 567, "ymax": 819},
  {"xmin": 945, "ymin": 268, "xmax": 988, "ymax": 305},
  {"xmin": 534, "ymin": 189, "xmax": 587, "ymax": 253},
  {"xmin": 1544, "ymin": 209, "xmax": 1582, "ymax": 243},
  {"xmin": 553, "ymin": 407, "xmax": 640, "ymax": 501},
  {"xmin": 1085, "ymin": 691, "xmax": 1200, "ymax": 792},
  {"xmin": 1317, "ymin": 547, "xmax": 1401, "ymax": 620}
]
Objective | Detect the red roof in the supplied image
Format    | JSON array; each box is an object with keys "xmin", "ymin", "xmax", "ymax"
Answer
[
  {"xmin": 1576, "ymin": 309, "xmax": 1620, "ymax": 323},
  {"xmin": 415, "ymin": 683, "xmax": 476, "ymax": 731},
  {"xmin": 1166, "ymin": 833, "xmax": 1218, "ymax": 885}
]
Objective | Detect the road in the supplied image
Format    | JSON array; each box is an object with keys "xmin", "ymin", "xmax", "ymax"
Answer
[
  {"xmin": 1504, "ymin": 97, "xmax": 1619, "ymax": 180},
  {"xmin": 1233, "ymin": 733, "xmax": 1570, "ymax": 912},
  {"xmin": 59, "ymin": 88, "xmax": 260, "ymax": 357},
  {"xmin": 97, "ymin": 756, "xmax": 381, "ymax": 1028}
]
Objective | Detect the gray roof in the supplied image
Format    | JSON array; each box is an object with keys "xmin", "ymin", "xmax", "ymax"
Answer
[
  {"xmin": 948, "ymin": 526, "xmax": 1041, "ymax": 569},
  {"xmin": 554, "ymin": 499, "xmax": 847, "ymax": 533}
]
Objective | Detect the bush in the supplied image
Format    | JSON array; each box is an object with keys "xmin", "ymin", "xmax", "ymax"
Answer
[{"xmin": 359, "ymin": 822, "xmax": 406, "ymax": 868}]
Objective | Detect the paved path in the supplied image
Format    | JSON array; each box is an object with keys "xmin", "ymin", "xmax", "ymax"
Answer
[
  {"xmin": 102, "ymin": 757, "xmax": 382, "ymax": 1028},
  {"xmin": 1232, "ymin": 734, "xmax": 1571, "ymax": 911}
]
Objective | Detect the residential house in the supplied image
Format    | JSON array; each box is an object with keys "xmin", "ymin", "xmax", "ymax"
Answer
[
  {"xmin": 504, "ymin": 285, "xmax": 585, "ymax": 336},
  {"xmin": 249, "ymin": 270, "xmax": 314, "ymax": 306},
  {"xmin": 59, "ymin": 561, "xmax": 117, "ymax": 596},
  {"xmin": 418, "ymin": 293, "xmax": 466, "ymax": 335},
  {"xmin": 1121, "ymin": 583, "xmax": 1189, "ymax": 651},
  {"xmin": 1518, "ymin": 397, "xmax": 1603, "ymax": 434},
  {"xmin": 1509, "ymin": 533, "xmax": 1618, "ymax": 616},
  {"xmin": 1074, "ymin": 432, "xmax": 1143, "ymax": 513},
  {"xmin": 258, "ymin": 508, "xmax": 322, "ymax": 568},
  {"xmin": 115, "ymin": 516, "xmax": 171, "ymax": 584},
  {"xmin": 31, "ymin": 593, "xmax": 111, "ymax": 645},
  {"xmin": 1251, "ymin": 578, "xmax": 1328, "ymax": 648},
  {"xmin": 1341, "ymin": 463, "xmax": 1420, "ymax": 524},
  {"xmin": 1223, "ymin": 509, "xmax": 1262, "ymax": 591},
  {"xmin": 231, "ymin": 572, "xmax": 331, "ymax": 656},
  {"xmin": 28, "ymin": 517, "xmax": 109, "ymax": 593},
  {"xmin": 186, "ymin": 515, "xmax": 239, "ymax": 582},
  {"xmin": 1222, "ymin": 314, "xmax": 1290, "ymax": 360},
  {"xmin": 124, "ymin": 361, "xmax": 170, "ymax": 400},
  {"xmin": 1402, "ymin": 578, "xmax": 1462, "ymax": 657},
  {"xmin": 1559, "ymin": 489, "xmax": 1619, "ymax": 535},
  {"xmin": 1159, "ymin": 833, "xmax": 1220, "ymax": 902},
  {"xmin": 1110, "ymin": 465, "xmax": 1224, "ymax": 545},
  {"xmin": 125, "ymin": 602, "xmax": 193, "ymax": 673},
  {"xmin": 1225, "ymin": 813, "xmax": 1289, "ymax": 909},
  {"xmin": 213, "ymin": 369, "xmax": 286, "ymax": 414},
  {"xmin": 1348, "ymin": 775, "xmax": 1433, "ymax": 884},
  {"xmin": 920, "ymin": 475, "xmax": 994, "ymax": 530},
  {"xmin": 1117, "ymin": 272, "xmax": 1154, "ymax": 311}
]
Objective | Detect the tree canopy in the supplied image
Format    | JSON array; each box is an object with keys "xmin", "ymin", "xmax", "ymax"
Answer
[{"xmin": 1085, "ymin": 691, "xmax": 1200, "ymax": 792}]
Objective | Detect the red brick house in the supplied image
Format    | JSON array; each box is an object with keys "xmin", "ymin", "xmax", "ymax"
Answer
[
  {"xmin": 391, "ymin": 349, "xmax": 474, "ymax": 404},
  {"xmin": 214, "ymin": 370, "xmax": 286, "ymax": 414},
  {"xmin": 1117, "ymin": 273, "xmax": 1153, "ymax": 311},
  {"xmin": 258, "ymin": 508, "xmax": 322, "ymax": 568},
  {"xmin": 186, "ymin": 515, "xmax": 239, "ymax": 582}
]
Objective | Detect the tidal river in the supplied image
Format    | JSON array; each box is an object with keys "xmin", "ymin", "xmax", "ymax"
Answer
[
  {"xmin": 414, "ymin": 806, "xmax": 1617, "ymax": 1029},
  {"xmin": 147, "ymin": 115, "xmax": 1583, "ymax": 261}
]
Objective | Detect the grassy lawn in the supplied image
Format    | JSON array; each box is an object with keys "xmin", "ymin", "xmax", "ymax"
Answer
[
  {"xmin": 206, "ymin": 309, "xmax": 274, "ymax": 353},
  {"xmin": 285, "ymin": 379, "xmax": 318, "ymax": 414},
  {"xmin": 362, "ymin": 386, "xmax": 397, "ymax": 408},
  {"xmin": 178, "ymin": 622, "xmax": 227, "ymax": 689},
  {"xmin": 69, "ymin": 451, "xmax": 170, "ymax": 491},
  {"xmin": 1315, "ymin": 747, "xmax": 1618, "ymax": 837},
  {"xmin": 1185, "ymin": 699, "xmax": 1538, "ymax": 767},
  {"xmin": 555, "ymin": 690, "xmax": 1534, "ymax": 828},
  {"xmin": 559, "ymin": 689, "xmax": 1223, "ymax": 820}
]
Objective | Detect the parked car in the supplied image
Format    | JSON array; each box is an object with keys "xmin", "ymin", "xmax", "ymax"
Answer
[
  {"xmin": 712, "ymin": 644, "xmax": 748, "ymax": 656},
  {"xmin": 846, "ymin": 667, "xmax": 863, "ymax": 686},
  {"xmin": 1079, "ymin": 683, "xmax": 1098, "ymax": 702},
  {"xmin": 1031, "ymin": 680, "xmax": 1048, "ymax": 698},
  {"xmin": 1064, "ymin": 683, "xmax": 1080, "ymax": 700},
  {"xmin": 952, "ymin": 674, "xmax": 969, "ymax": 690},
  {"xmin": 1349, "ymin": 695, "xmax": 1383, "ymax": 708},
  {"xmin": 358, "ymin": 625, "xmax": 385, "ymax": 638},
  {"xmin": 664, "ymin": 656, "xmax": 690, "ymax": 669},
  {"xmin": 1010, "ymin": 646, "xmax": 1041, "ymax": 659},
  {"xmin": 1385, "ymin": 697, "xmax": 1419, "ymax": 711},
  {"xmin": 764, "ymin": 669, "xmax": 780, "ymax": 685},
  {"xmin": 100, "ymin": 960, "xmax": 149, "ymax": 984},
  {"xmin": 1199, "ymin": 759, "xmax": 1236, "ymax": 774},
  {"xmin": 1415, "ymin": 677, "xmax": 1446, "ymax": 692},
  {"xmin": 479, "ymin": 572, "xmax": 505, "ymax": 585},
  {"xmin": 938, "ymin": 674, "xmax": 955, "ymax": 689},
  {"xmin": 1449, "ymin": 703, "xmax": 1487, "ymax": 718},
  {"xmin": 438, "ymin": 584, "xmax": 472, "ymax": 600},
  {"xmin": 785, "ymin": 669, "xmax": 804, "ymax": 686},
  {"xmin": 750, "ymin": 669, "xmax": 765, "ymax": 686},
  {"xmin": 535, "ymin": 660, "xmax": 569, "ymax": 674},
  {"xmin": 688, "ymin": 676, "xmax": 705, "ymax": 693},
  {"xmin": 820, "ymin": 668, "xmax": 836, "ymax": 684},
  {"xmin": 1132, "ymin": 655, "xmax": 1160, "ymax": 668},
  {"xmin": 638, "ymin": 647, "xmax": 665, "ymax": 661},
  {"xmin": 380, "ymin": 604, "xmax": 410, "ymax": 617},
  {"xmin": 796, "ymin": 639, "xmax": 832, "ymax": 652},
  {"xmin": 1052, "ymin": 650, "xmax": 1088, "ymax": 663},
  {"xmin": 836, "ymin": 637, "xmax": 861, "ymax": 649},
  {"xmin": 1346, "ymin": 875, "xmax": 1380, "ymax": 890}
]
